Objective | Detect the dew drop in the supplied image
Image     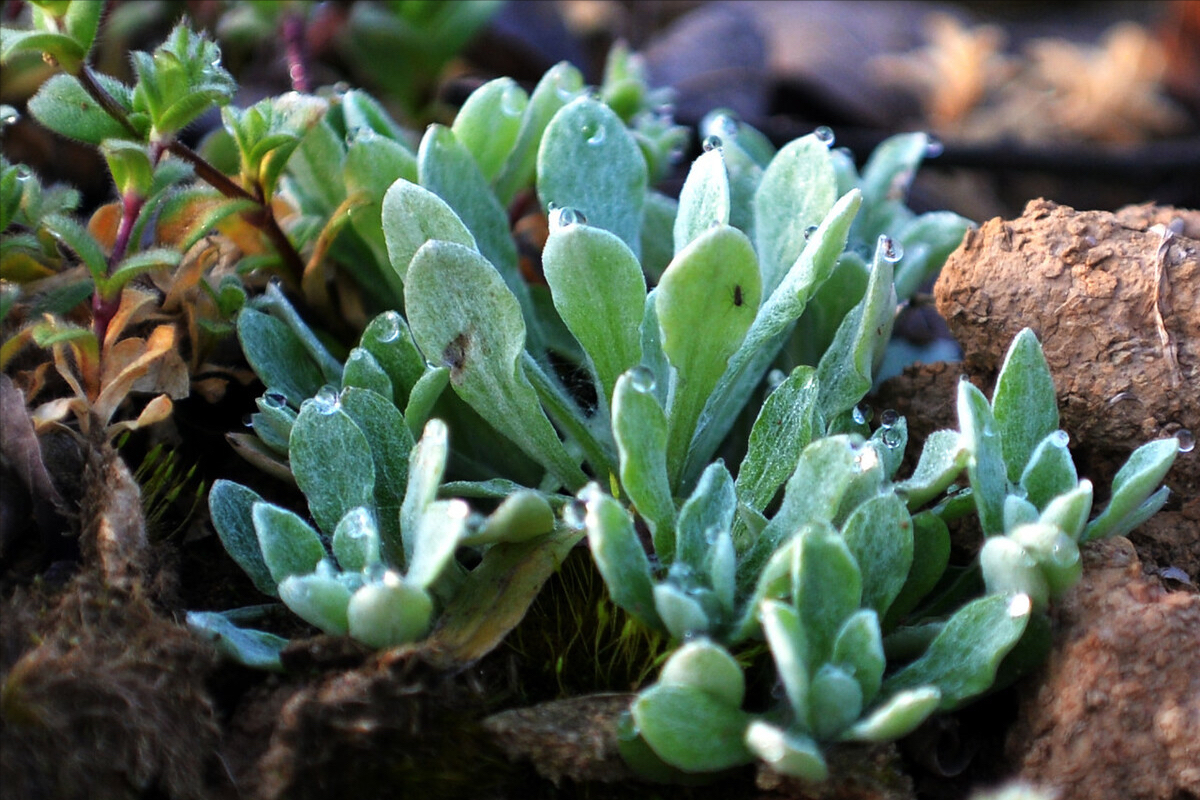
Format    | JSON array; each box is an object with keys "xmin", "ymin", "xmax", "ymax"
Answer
[
  {"xmin": 264, "ymin": 391, "xmax": 289, "ymax": 409},
  {"xmin": 803, "ymin": 224, "xmax": 819, "ymax": 241},
  {"xmin": 549, "ymin": 206, "xmax": 587, "ymax": 230},
  {"xmin": 880, "ymin": 408, "xmax": 900, "ymax": 427},
  {"xmin": 500, "ymin": 84, "xmax": 524, "ymax": 117},
  {"xmin": 242, "ymin": 413, "xmax": 255, "ymax": 428},
  {"xmin": 702, "ymin": 134, "xmax": 723, "ymax": 153},
  {"xmin": 1176, "ymin": 428, "xmax": 1195, "ymax": 453},
  {"xmin": 881, "ymin": 427, "xmax": 903, "ymax": 449},
  {"xmin": 880, "ymin": 236, "xmax": 903, "ymax": 263},
  {"xmin": 563, "ymin": 499, "xmax": 588, "ymax": 530},
  {"xmin": 767, "ymin": 369, "xmax": 786, "ymax": 389},
  {"xmin": 812, "ymin": 126, "xmax": 835, "ymax": 147},
  {"xmin": 1051, "ymin": 430, "xmax": 1070, "ymax": 447},
  {"xmin": 15, "ymin": 165, "xmax": 32, "ymax": 181},
  {"xmin": 555, "ymin": 81, "xmax": 578, "ymax": 103},
  {"xmin": 706, "ymin": 113, "xmax": 739, "ymax": 140},
  {"xmin": 583, "ymin": 121, "xmax": 606, "ymax": 146},
  {"xmin": 628, "ymin": 365, "xmax": 657, "ymax": 393},
  {"xmin": 375, "ymin": 311, "xmax": 402, "ymax": 343},
  {"xmin": 424, "ymin": 359, "xmax": 440, "ymax": 372},
  {"xmin": 924, "ymin": 134, "xmax": 944, "ymax": 158},
  {"xmin": 348, "ymin": 126, "xmax": 378, "ymax": 145},
  {"xmin": 1007, "ymin": 593, "xmax": 1032, "ymax": 617},
  {"xmin": 852, "ymin": 404, "xmax": 873, "ymax": 425},
  {"xmin": 312, "ymin": 385, "xmax": 341, "ymax": 414},
  {"xmin": 0, "ymin": 108, "xmax": 17, "ymax": 126}
]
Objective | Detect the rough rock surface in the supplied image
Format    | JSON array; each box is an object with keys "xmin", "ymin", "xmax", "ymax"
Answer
[
  {"xmin": 934, "ymin": 198, "xmax": 1199, "ymax": 575},
  {"xmin": 1005, "ymin": 537, "xmax": 1200, "ymax": 800}
]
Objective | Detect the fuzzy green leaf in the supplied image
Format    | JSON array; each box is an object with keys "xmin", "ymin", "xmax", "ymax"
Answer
[
  {"xmin": 236, "ymin": 308, "xmax": 325, "ymax": 407},
  {"xmin": 793, "ymin": 523, "xmax": 862, "ymax": 670},
  {"xmin": 208, "ymin": 480, "xmax": 276, "ymax": 596},
  {"xmin": 185, "ymin": 612, "xmax": 285, "ymax": 672},
  {"xmin": 673, "ymin": 148, "xmax": 730, "ymax": 253},
  {"xmin": 895, "ymin": 430, "xmax": 967, "ymax": 509},
  {"xmin": 958, "ymin": 379, "xmax": 1008, "ymax": 535},
  {"xmin": 359, "ymin": 310, "xmax": 427, "ymax": 410},
  {"xmin": 882, "ymin": 592, "xmax": 1031, "ymax": 709},
  {"xmin": 842, "ymin": 494, "xmax": 913, "ymax": 619},
  {"xmin": 542, "ymin": 222, "xmax": 645, "ymax": 408},
  {"xmin": 754, "ymin": 134, "xmax": 838, "ymax": 296},
  {"xmin": 460, "ymin": 490, "xmax": 554, "ymax": 546},
  {"xmin": 339, "ymin": 387, "xmax": 413, "ymax": 563},
  {"xmin": 290, "ymin": 397, "xmax": 376, "ymax": 536},
  {"xmin": 632, "ymin": 684, "xmax": 754, "ymax": 772},
  {"xmin": 1083, "ymin": 438, "xmax": 1178, "ymax": 541},
  {"xmin": 656, "ymin": 225, "xmax": 760, "ymax": 487},
  {"xmin": 842, "ymin": 687, "xmax": 941, "ymax": 742},
  {"xmin": 332, "ymin": 506, "xmax": 381, "ymax": 573},
  {"xmin": 1040, "ymin": 480, "xmax": 1093, "ymax": 542},
  {"xmin": 992, "ymin": 329, "xmax": 1059, "ymax": 482},
  {"xmin": 278, "ymin": 572, "xmax": 352, "ymax": 635},
  {"xmin": 381, "ymin": 177, "xmax": 476, "ymax": 286},
  {"xmin": 347, "ymin": 574, "xmax": 434, "ymax": 648},
  {"xmin": 538, "ymin": 96, "xmax": 647, "ymax": 257},
  {"xmin": 735, "ymin": 366, "xmax": 820, "ymax": 513},
  {"xmin": 883, "ymin": 511, "xmax": 951, "ymax": 630},
  {"xmin": 760, "ymin": 599, "xmax": 810, "ymax": 730},
  {"xmin": 808, "ymin": 664, "xmax": 863, "ymax": 740},
  {"xmin": 583, "ymin": 485, "xmax": 663, "ymax": 632},
  {"xmin": 744, "ymin": 722, "xmax": 828, "ymax": 781},
  {"xmin": 660, "ymin": 638, "xmax": 746, "ymax": 708},
  {"xmin": 676, "ymin": 461, "xmax": 736, "ymax": 572},
  {"xmin": 407, "ymin": 499, "xmax": 469, "ymax": 589},
  {"xmin": 251, "ymin": 501, "xmax": 326, "ymax": 585},
  {"xmin": 451, "ymin": 77, "xmax": 527, "ymax": 182},
  {"xmin": 341, "ymin": 348, "xmax": 393, "ymax": 398},
  {"xmin": 612, "ymin": 369, "xmax": 676, "ymax": 560},
  {"xmin": 405, "ymin": 240, "xmax": 584, "ymax": 488},
  {"xmin": 400, "ymin": 418, "xmax": 448, "ymax": 566},
  {"xmin": 831, "ymin": 609, "xmax": 886, "ymax": 705}
]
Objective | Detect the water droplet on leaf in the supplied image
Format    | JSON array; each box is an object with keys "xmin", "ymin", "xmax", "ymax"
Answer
[
  {"xmin": 852, "ymin": 404, "xmax": 873, "ymax": 425},
  {"xmin": 803, "ymin": 225, "xmax": 819, "ymax": 241},
  {"xmin": 702, "ymin": 135, "xmax": 723, "ymax": 152},
  {"xmin": 628, "ymin": 365, "xmax": 657, "ymax": 393},
  {"xmin": 1007, "ymin": 593, "xmax": 1032, "ymax": 617},
  {"xmin": 500, "ymin": 85, "xmax": 524, "ymax": 117},
  {"xmin": 375, "ymin": 311, "xmax": 402, "ymax": 343},
  {"xmin": 549, "ymin": 206, "xmax": 587, "ymax": 230},
  {"xmin": 312, "ymin": 385, "xmax": 341, "ymax": 414},
  {"xmin": 881, "ymin": 427, "xmax": 902, "ymax": 448},
  {"xmin": 880, "ymin": 409, "xmax": 900, "ymax": 427},
  {"xmin": 1176, "ymin": 429, "xmax": 1195, "ymax": 453},
  {"xmin": 812, "ymin": 126, "xmax": 835, "ymax": 147},
  {"xmin": 583, "ymin": 121, "xmax": 606, "ymax": 146},
  {"xmin": 924, "ymin": 134, "xmax": 944, "ymax": 158},
  {"xmin": 264, "ymin": 392, "xmax": 289, "ymax": 409},
  {"xmin": 242, "ymin": 413, "xmax": 255, "ymax": 427},
  {"xmin": 880, "ymin": 236, "xmax": 903, "ymax": 262},
  {"xmin": 563, "ymin": 499, "xmax": 588, "ymax": 530},
  {"xmin": 1051, "ymin": 430, "xmax": 1070, "ymax": 447},
  {"xmin": 767, "ymin": 369, "xmax": 785, "ymax": 389},
  {"xmin": 706, "ymin": 113, "xmax": 739, "ymax": 140}
]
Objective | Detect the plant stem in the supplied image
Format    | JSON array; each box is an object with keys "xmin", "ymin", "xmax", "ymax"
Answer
[{"xmin": 77, "ymin": 65, "xmax": 140, "ymax": 138}]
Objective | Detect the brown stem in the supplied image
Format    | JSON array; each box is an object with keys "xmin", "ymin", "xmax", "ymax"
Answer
[{"xmin": 77, "ymin": 64, "xmax": 140, "ymax": 139}]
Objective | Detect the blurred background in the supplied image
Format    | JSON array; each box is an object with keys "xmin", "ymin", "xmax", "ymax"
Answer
[{"xmin": 3, "ymin": 0, "xmax": 1198, "ymax": 221}]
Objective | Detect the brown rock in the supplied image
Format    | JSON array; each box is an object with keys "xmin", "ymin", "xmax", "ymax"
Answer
[{"xmin": 1006, "ymin": 537, "xmax": 1200, "ymax": 800}]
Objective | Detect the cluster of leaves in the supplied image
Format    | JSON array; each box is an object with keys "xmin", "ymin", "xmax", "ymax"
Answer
[
  {"xmin": 193, "ymin": 36, "xmax": 1178, "ymax": 782},
  {"xmin": 3, "ymin": 5, "xmax": 1180, "ymax": 786}
]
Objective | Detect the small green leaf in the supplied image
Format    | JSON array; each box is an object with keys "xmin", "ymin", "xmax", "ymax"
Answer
[
  {"xmin": 754, "ymin": 134, "xmax": 837, "ymax": 297},
  {"xmin": 673, "ymin": 148, "xmax": 730, "ymax": 254},
  {"xmin": 290, "ymin": 396, "xmax": 376, "ymax": 535},
  {"xmin": 744, "ymin": 722, "xmax": 828, "ymax": 781},
  {"xmin": 1009, "ymin": 522, "xmax": 1081, "ymax": 598},
  {"xmin": 632, "ymin": 684, "xmax": 754, "ymax": 772},
  {"xmin": 760, "ymin": 599, "xmax": 810, "ymax": 730},
  {"xmin": 339, "ymin": 387, "xmax": 413, "ymax": 563},
  {"xmin": 883, "ymin": 511, "xmax": 951, "ymax": 630},
  {"xmin": 654, "ymin": 583, "xmax": 713, "ymax": 640},
  {"xmin": 542, "ymin": 222, "xmax": 645, "ymax": 409},
  {"xmin": 407, "ymin": 499, "xmax": 469, "ymax": 589},
  {"xmin": 1083, "ymin": 438, "xmax": 1178, "ymax": 541},
  {"xmin": 538, "ymin": 96, "xmax": 647, "ymax": 258},
  {"xmin": 842, "ymin": 687, "xmax": 941, "ymax": 742},
  {"xmin": 895, "ymin": 430, "xmax": 967, "ymax": 509},
  {"xmin": 736, "ymin": 366, "xmax": 820, "ymax": 513},
  {"xmin": 359, "ymin": 310, "xmax": 427, "ymax": 410},
  {"xmin": 341, "ymin": 348, "xmax": 393, "ymax": 398},
  {"xmin": 842, "ymin": 494, "xmax": 913, "ymax": 619},
  {"xmin": 185, "ymin": 611, "xmax": 285, "ymax": 671},
  {"xmin": 460, "ymin": 490, "xmax": 554, "ymax": 546},
  {"xmin": 41, "ymin": 212, "xmax": 106, "ymax": 282},
  {"xmin": 831, "ymin": 609, "xmax": 885, "ymax": 705},
  {"xmin": 405, "ymin": 240, "xmax": 585, "ymax": 488},
  {"xmin": 251, "ymin": 502, "xmax": 327, "ymax": 585},
  {"xmin": 492, "ymin": 61, "xmax": 584, "ymax": 207},
  {"xmin": 815, "ymin": 237, "xmax": 896, "ymax": 421},
  {"xmin": 1040, "ymin": 480, "xmax": 1093, "ymax": 542},
  {"xmin": 451, "ymin": 76, "xmax": 527, "ymax": 182},
  {"xmin": 401, "ymin": 419, "xmax": 448, "ymax": 565},
  {"xmin": 656, "ymin": 225, "xmax": 760, "ymax": 487},
  {"xmin": 757, "ymin": 437, "xmax": 861, "ymax": 554},
  {"xmin": 208, "ymin": 480, "xmax": 277, "ymax": 596},
  {"xmin": 347, "ymin": 574, "xmax": 434, "ymax": 648},
  {"xmin": 660, "ymin": 638, "xmax": 746, "ymax": 708},
  {"xmin": 380, "ymin": 178, "xmax": 475, "ymax": 287},
  {"xmin": 980, "ymin": 537, "xmax": 1049, "ymax": 611},
  {"xmin": 403, "ymin": 366, "xmax": 450, "ymax": 436},
  {"xmin": 992, "ymin": 329, "xmax": 1059, "ymax": 482},
  {"xmin": 793, "ymin": 524, "xmax": 862, "ymax": 670},
  {"xmin": 278, "ymin": 572, "xmax": 352, "ymax": 635},
  {"xmin": 957, "ymin": 379, "xmax": 1008, "ymax": 535},
  {"xmin": 808, "ymin": 664, "xmax": 863, "ymax": 740},
  {"xmin": 676, "ymin": 461, "xmax": 736, "ymax": 572},
  {"xmin": 583, "ymin": 484, "xmax": 663, "ymax": 632},
  {"xmin": 882, "ymin": 592, "xmax": 1031, "ymax": 709},
  {"xmin": 612, "ymin": 369, "xmax": 676, "ymax": 560}
]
